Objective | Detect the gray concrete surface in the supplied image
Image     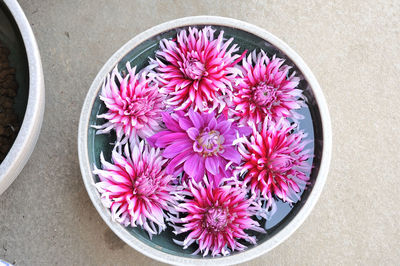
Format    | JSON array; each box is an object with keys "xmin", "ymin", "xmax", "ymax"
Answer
[{"xmin": 1, "ymin": 0, "xmax": 399, "ymax": 265}]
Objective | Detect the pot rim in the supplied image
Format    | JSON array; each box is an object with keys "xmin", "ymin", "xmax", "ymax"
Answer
[
  {"xmin": 78, "ymin": 16, "xmax": 332, "ymax": 265},
  {"xmin": 0, "ymin": 0, "xmax": 45, "ymax": 195}
]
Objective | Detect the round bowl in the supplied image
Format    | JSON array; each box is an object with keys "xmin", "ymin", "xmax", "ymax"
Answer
[
  {"xmin": 78, "ymin": 16, "xmax": 331, "ymax": 265},
  {"xmin": 0, "ymin": 0, "xmax": 45, "ymax": 195}
]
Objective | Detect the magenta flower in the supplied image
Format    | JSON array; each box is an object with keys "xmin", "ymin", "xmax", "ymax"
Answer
[
  {"xmin": 232, "ymin": 51, "xmax": 303, "ymax": 125},
  {"xmin": 93, "ymin": 140, "xmax": 174, "ymax": 237},
  {"xmin": 149, "ymin": 26, "xmax": 242, "ymax": 112},
  {"xmin": 170, "ymin": 178, "xmax": 265, "ymax": 257},
  {"xmin": 236, "ymin": 117, "xmax": 312, "ymax": 204},
  {"xmin": 148, "ymin": 109, "xmax": 250, "ymax": 186},
  {"xmin": 93, "ymin": 62, "xmax": 164, "ymax": 143}
]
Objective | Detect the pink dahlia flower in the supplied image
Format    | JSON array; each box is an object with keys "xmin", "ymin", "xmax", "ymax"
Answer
[
  {"xmin": 148, "ymin": 109, "xmax": 250, "ymax": 186},
  {"xmin": 93, "ymin": 62, "xmax": 164, "ymax": 143},
  {"xmin": 236, "ymin": 117, "xmax": 312, "ymax": 204},
  {"xmin": 93, "ymin": 140, "xmax": 174, "ymax": 237},
  {"xmin": 170, "ymin": 178, "xmax": 265, "ymax": 257},
  {"xmin": 149, "ymin": 26, "xmax": 243, "ymax": 112},
  {"xmin": 232, "ymin": 50, "xmax": 304, "ymax": 125}
]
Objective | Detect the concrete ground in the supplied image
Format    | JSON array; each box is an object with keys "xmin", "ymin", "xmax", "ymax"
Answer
[{"xmin": 1, "ymin": 0, "xmax": 399, "ymax": 265}]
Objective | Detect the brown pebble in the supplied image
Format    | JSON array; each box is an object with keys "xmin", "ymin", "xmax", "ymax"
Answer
[
  {"xmin": 7, "ymin": 90, "xmax": 16, "ymax": 97},
  {"xmin": 0, "ymin": 47, "xmax": 10, "ymax": 55},
  {"xmin": 0, "ymin": 144, "xmax": 10, "ymax": 154},
  {"xmin": 0, "ymin": 68, "xmax": 15, "ymax": 81},
  {"xmin": 2, "ymin": 79, "xmax": 17, "ymax": 89},
  {"xmin": 3, "ymin": 99, "xmax": 13, "ymax": 109}
]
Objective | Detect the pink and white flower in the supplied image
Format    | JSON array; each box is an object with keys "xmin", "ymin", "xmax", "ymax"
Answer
[
  {"xmin": 236, "ymin": 117, "xmax": 312, "ymax": 205},
  {"xmin": 93, "ymin": 140, "xmax": 174, "ymax": 237},
  {"xmin": 170, "ymin": 178, "xmax": 265, "ymax": 257},
  {"xmin": 93, "ymin": 62, "xmax": 164, "ymax": 143},
  {"xmin": 150, "ymin": 26, "xmax": 243, "ymax": 112},
  {"xmin": 148, "ymin": 109, "xmax": 250, "ymax": 186},
  {"xmin": 232, "ymin": 51, "xmax": 303, "ymax": 125}
]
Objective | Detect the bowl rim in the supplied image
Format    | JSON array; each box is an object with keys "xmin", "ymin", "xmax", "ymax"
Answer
[
  {"xmin": 0, "ymin": 0, "xmax": 45, "ymax": 195},
  {"xmin": 78, "ymin": 16, "xmax": 332, "ymax": 265}
]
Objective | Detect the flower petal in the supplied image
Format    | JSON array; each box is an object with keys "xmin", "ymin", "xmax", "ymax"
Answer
[
  {"xmin": 220, "ymin": 146, "xmax": 241, "ymax": 165},
  {"xmin": 187, "ymin": 127, "xmax": 199, "ymax": 140},
  {"xmin": 205, "ymin": 157, "xmax": 219, "ymax": 175},
  {"xmin": 184, "ymin": 154, "xmax": 202, "ymax": 178}
]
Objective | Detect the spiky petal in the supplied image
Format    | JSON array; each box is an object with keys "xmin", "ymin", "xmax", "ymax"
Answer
[
  {"xmin": 236, "ymin": 117, "xmax": 312, "ymax": 205},
  {"xmin": 93, "ymin": 62, "xmax": 164, "ymax": 143},
  {"xmin": 170, "ymin": 177, "xmax": 265, "ymax": 257},
  {"xmin": 148, "ymin": 109, "xmax": 250, "ymax": 187},
  {"xmin": 150, "ymin": 26, "xmax": 242, "ymax": 113},
  {"xmin": 93, "ymin": 140, "xmax": 174, "ymax": 237},
  {"xmin": 232, "ymin": 50, "xmax": 304, "ymax": 125}
]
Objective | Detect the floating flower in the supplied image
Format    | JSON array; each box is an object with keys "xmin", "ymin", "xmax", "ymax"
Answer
[
  {"xmin": 93, "ymin": 140, "xmax": 174, "ymax": 237},
  {"xmin": 149, "ymin": 26, "xmax": 243, "ymax": 112},
  {"xmin": 236, "ymin": 117, "xmax": 312, "ymax": 204},
  {"xmin": 232, "ymin": 50, "xmax": 303, "ymax": 125},
  {"xmin": 148, "ymin": 109, "xmax": 250, "ymax": 186},
  {"xmin": 170, "ymin": 178, "xmax": 265, "ymax": 257},
  {"xmin": 93, "ymin": 62, "xmax": 164, "ymax": 143}
]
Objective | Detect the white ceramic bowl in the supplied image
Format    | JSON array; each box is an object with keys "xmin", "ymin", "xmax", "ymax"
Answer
[
  {"xmin": 79, "ymin": 16, "xmax": 331, "ymax": 265},
  {"xmin": 0, "ymin": 0, "xmax": 45, "ymax": 195}
]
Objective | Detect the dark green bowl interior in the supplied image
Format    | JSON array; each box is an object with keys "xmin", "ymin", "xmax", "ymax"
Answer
[
  {"xmin": 0, "ymin": 3, "xmax": 29, "ymax": 124},
  {"xmin": 88, "ymin": 25, "xmax": 323, "ymax": 258}
]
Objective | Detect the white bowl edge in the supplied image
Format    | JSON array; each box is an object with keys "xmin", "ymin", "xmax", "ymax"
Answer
[
  {"xmin": 78, "ymin": 16, "xmax": 332, "ymax": 265},
  {"xmin": 0, "ymin": 0, "xmax": 45, "ymax": 195}
]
